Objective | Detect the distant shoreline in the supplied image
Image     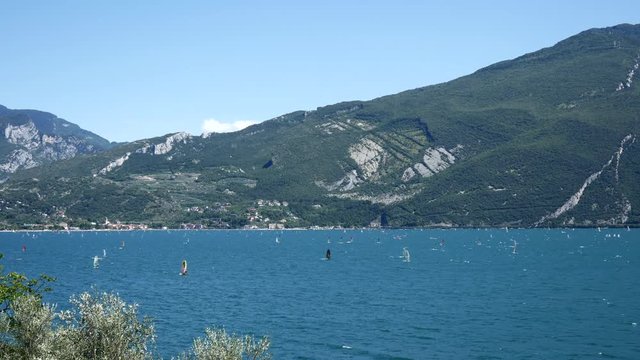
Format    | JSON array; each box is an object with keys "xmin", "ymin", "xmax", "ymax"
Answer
[{"xmin": 0, "ymin": 225, "xmax": 636, "ymax": 233}]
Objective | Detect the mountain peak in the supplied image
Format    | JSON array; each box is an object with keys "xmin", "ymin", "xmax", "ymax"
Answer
[{"xmin": 0, "ymin": 105, "xmax": 115, "ymax": 176}]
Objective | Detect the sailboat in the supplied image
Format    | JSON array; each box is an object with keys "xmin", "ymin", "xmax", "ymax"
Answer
[
  {"xmin": 180, "ymin": 260, "xmax": 188, "ymax": 276},
  {"xmin": 93, "ymin": 255, "xmax": 100, "ymax": 268},
  {"xmin": 510, "ymin": 239, "xmax": 518, "ymax": 254},
  {"xmin": 119, "ymin": 240, "xmax": 125, "ymax": 250},
  {"xmin": 402, "ymin": 247, "xmax": 411, "ymax": 263},
  {"xmin": 103, "ymin": 249, "xmax": 107, "ymax": 258}
]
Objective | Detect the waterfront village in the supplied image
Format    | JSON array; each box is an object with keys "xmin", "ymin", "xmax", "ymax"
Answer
[{"xmin": 5, "ymin": 199, "xmax": 354, "ymax": 231}]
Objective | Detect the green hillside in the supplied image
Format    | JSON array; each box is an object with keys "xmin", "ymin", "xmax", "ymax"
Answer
[{"xmin": 2, "ymin": 24, "xmax": 640, "ymax": 229}]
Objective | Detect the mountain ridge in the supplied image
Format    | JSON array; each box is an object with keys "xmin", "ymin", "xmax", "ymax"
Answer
[
  {"xmin": 0, "ymin": 105, "xmax": 115, "ymax": 178},
  {"xmin": 2, "ymin": 23, "xmax": 640, "ymax": 229}
]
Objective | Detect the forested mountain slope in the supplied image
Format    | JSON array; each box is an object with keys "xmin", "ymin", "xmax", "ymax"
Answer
[{"xmin": 2, "ymin": 24, "xmax": 640, "ymax": 229}]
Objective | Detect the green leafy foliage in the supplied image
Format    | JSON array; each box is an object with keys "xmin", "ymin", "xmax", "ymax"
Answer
[
  {"xmin": 0, "ymin": 291, "xmax": 271, "ymax": 360},
  {"xmin": 0, "ymin": 253, "xmax": 54, "ymax": 312},
  {"xmin": 0, "ymin": 295, "xmax": 56, "ymax": 359},
  {"xmin": 178, "ymin": 328, "xmax": 271, "ymax": 360}
]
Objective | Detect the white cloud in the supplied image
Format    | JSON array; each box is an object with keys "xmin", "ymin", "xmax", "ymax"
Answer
[{"xmin": 201, "ymin": 118, "xmax": 259, "ymax": 135}]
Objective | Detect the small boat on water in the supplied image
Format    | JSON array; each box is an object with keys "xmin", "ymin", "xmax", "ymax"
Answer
[
  {"xmin": 325, "ymin": 249, "xmax": 331, "ymax": 260},
  {"xmin": 93, "ymin": 255, "xmax": 100, "ymax": 268},
  {"xmin": 180, "ymin": 259, "xmax": 188, "ymax": 276}
]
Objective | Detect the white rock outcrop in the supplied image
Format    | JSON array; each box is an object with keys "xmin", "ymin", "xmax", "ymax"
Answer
[
  {"xmin": 402, "ymin": 146, "xmax": 456, "ymax": 182},
  {"xmin": 154, "ymin": 132, "xmax": 191, "ymax": 155},
  {"xmin": 95, "ymin": 133, "xmax": 193, "ymax": 177},
  {"xmin": 351, "ymin": 119, "xmax": 374, "ymax": 131},
  {"xmin": 349, "ymin": 139, "xmax": 386, "ymax": 179},
  {"xmin": 316, "ymin": 170, "xmax": 363, "ymax": 192},
  {"xmin": 98, "ymin": 152, "xmax": 131, "ymax": 175},
  {"xmin": 317, "ymin": 122, "xmax": 347, "ymax": 134},
  {"xmin": 536, "ymin": 134, "xmax": 635, "ymax": 225},
  {"xmin": 413, "ymin": 163, "xmax": 433, "ymax": 177},
  {"xmin": 616, "ymin": 55, "xmax": 640, "ymax": 91},
  {"xmin": 40, "ymin": 135, "xmax": 80, "ymax": 161},
  {"xmin": 0, "ymin": 150, "xmax": 38, "ymax": 173},
  {"xmin": 1, "ymin": 121, "xmax": 92, "ymax": 174},
  {"xmin": 5, "ymin": 122, "xmax": 40, "ymax": 150},
  {"xmin": 614, "ymin": 135, "xmax": 634, "ymax": 182},
  {"xmin": 401, "ymin": 167, "xmax": 416, "ymax": 182},
  {"xmin": 423, "ymin": 147, "xmax": 455, "ymax": 172},
  {"xmin": 136, "ymin": 144, "xmax": 151, "ymax": 154},
  {"xmin": 620, "ymin": 196, "xmax": 632, "ymax": 224}
]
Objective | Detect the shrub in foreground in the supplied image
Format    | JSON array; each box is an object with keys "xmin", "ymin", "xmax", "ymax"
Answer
[
  {"xmin": 0, "ymin": 292, "xmax": 270, "ymax": 360},
  {"xmin": 178, "ymin": 327, "xmax": 271, "ymax": 360},
  {"xmin": 0, "ymin": 295, "xmax": 56, "ymax": 359}
]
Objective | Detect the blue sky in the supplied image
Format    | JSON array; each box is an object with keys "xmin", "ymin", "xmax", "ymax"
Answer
[{"xmin": 1, "ymin": 1, "xmax": 639, "ymax": 142}]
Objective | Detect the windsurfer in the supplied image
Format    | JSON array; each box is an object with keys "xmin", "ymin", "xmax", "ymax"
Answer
[{"xmin": 180, "ymin": 260, "xmax": 188, "ymax": 275}]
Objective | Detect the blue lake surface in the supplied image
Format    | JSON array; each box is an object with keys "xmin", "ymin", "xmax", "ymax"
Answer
[{"xmin": 1, "ymin": 228, "xmax": 639, "ymax": 359}]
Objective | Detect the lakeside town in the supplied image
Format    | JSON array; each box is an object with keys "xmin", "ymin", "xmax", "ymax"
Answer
[{"xmin": 2, "ymin": 198, "xmax": 376, "ymax": 231}]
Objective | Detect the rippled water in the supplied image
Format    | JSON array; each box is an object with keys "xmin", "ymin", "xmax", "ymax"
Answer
[{"xmin": 1, "ymin": 228, "xmax": 639, "ymax": 359}]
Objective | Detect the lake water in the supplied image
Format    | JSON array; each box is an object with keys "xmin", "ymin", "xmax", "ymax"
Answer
[{"xmin": 1, "ymin": 229, "xmax": 639, "ymax": 359}]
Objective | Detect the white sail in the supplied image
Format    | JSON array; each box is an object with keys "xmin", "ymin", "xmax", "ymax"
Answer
[
  {"xmin": 402, "ymin": 247, "xmax": 411, "ymax": 262},
  {"xmin": 180, "ymin": 260, "xmax": 188, "ymax": 275}
]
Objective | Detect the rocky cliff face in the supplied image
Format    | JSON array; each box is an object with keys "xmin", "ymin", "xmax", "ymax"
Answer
[{"xmin": 0, "ymin": 105, "xmax": 113, "ymax": 178}]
